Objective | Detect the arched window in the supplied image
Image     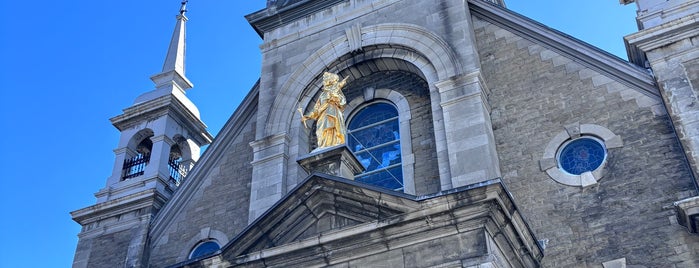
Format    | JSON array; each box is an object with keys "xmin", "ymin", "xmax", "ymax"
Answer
[
  {"xmin": 122, "ymin": 136, "xmax": 153, "ymax": 180},
  {"xmin": 189, "ymin": 240, "xmax": 220, "ymax": 260},
  {"xmin": 347, "ymin": 102, "xmax": 403, "ymax": 191}
]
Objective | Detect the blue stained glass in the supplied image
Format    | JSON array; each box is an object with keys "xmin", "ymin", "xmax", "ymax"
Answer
[
  {"xmin": 348, "ymin": 103, "xmax": 398, "ymax": 129},
  {"xmin": 348, "ymin": 119, "xmax": 399, "ymax": 151},
  {"xmin": 558, "ymin": 138, "xmax": 606, "ymax": 175},
  {"xmin": 348, "ymin": 103, "xmax": 403, "ymax": 191},
  {"xmin": 353, "ymin": 142, "xmax": 401, "ymax": 171},
  {"xmin": 190, "ymin": 241, "xmax": 220, "ymax": 260},
  {"xmin": 356, "ymin": 166, "xmax": 404, "ymax": 191}
]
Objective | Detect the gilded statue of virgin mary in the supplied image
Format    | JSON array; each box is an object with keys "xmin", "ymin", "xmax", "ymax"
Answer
[{"xmin": 299, "ymin": 72, "xmax": 349, "ymax": 149}]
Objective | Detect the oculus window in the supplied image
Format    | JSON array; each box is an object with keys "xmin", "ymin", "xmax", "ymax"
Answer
[
  {"xmin": 557, "ymin": 137, "xmax": 607, "ymax": 175},
  {"xmin": 540, "ymin": 123, "xmax": 622, "ymax": 187},
  {"xmin": 348, "ymin": 102, "xmax": 403, "ymax": 191}
]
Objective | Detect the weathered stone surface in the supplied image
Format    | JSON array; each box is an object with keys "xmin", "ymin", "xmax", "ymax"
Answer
[
  {"xmin": 198, "ymin": 176, "xmax": 542, "ymax": 268},
  {"xmin": 474, "ymin": 15, "xmax": 698, "ymax": 267},
  {"xmin": 147, "ymin": 105, "xmax": 258, "ymax": 267},
  {"xmin": 297, "ymin": 145, "xmax": 364, "ymax": 179},
  {"xmin": 85, "ymin": 229, "xmax": 131, "ymax": 268},
  {"xmin": 73, "ymin": 1, "xmax": 699, "ymax": 267}
]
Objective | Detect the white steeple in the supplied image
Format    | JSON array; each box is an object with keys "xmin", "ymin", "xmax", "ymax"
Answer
[
  {"xmin": 71, "ymin": 2, "xmax": 212, "ymax": 266},
  {"xmin": 151, "ymin": 0, "xmax": 192, "ymax": 92},
  {"xmin": 162, "ymin": 1, "xmax": 188, "ymax": 75},
  {"xmin": 134, "ymin": 0, "xmax": 201, "ymax": 119}
]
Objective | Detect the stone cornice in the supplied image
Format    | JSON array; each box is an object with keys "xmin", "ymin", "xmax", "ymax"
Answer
[
  {"xmin": 674, "ymin": 196, "xmax": 699, "ymax": 234},
  {"xmin": 109, "ymin": 93, "xmax": 212, "ymax": 145},
  {"xmin": 71, "ymin": 188, "xmax": 166, "ymax": 226},
  {"xmin": 625, "ymin": 13, "xmax": 699, "ymax": 63},
  {"xmin": 245, "ymin": 0, "xmax": 348, "ymax": 37},
  {"xmin": 468, "ymin": 0, "xmax": 660, "ymax": 99},
  {"xmin": 169, "ymin": 175, "xmax": 542, "ymax": 267}
]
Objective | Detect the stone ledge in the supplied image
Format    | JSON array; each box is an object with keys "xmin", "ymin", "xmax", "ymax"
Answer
[
  {"xmin": 674, "ymin": 195, "xmax": 699, "ymax": 234},
  {"xmin": 297, "ymin": 145, "xmax": 364, "ymax": 179}
]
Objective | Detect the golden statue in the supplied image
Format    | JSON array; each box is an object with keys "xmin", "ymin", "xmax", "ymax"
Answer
[{"xmin": 299, "ymin": 72, "xmax": 349, "ymax": 149}]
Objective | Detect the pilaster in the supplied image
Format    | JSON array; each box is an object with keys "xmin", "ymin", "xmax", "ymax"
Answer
[
  {"xmin": 625, "ymin": 10, "xmax": 699, "ymax": 183},
  {"xmin": 144, "ymin": 135, "xmax": 175, "ymax": 181},
  {"xmin": 436, "ymin": 71, "xmax": 501, "ymax": 188},
  {"xmin": 248, "ymin": 133, "xmax": 290, "ymax": 223},
  {"xmin": 106, "ymin": 147, "xmax": 136, "ymax": 187}
]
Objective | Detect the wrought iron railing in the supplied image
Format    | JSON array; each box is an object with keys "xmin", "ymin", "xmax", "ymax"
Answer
[
  {"xmin": 122, "ymin": 153, "xmax": 150, "ymax": 180},
  {"xmin": 168, "ymin": 158, "xmax": 187, "ymax": 186}
]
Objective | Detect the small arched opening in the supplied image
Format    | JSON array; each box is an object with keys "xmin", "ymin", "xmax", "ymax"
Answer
[{"xmin": 122, "ymin": 131, "xmax": 154, "ymax": 180}]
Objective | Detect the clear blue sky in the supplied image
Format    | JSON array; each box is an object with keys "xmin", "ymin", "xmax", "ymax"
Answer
[{"xmin": 0, "ymin": 1, "xmax": 637, "ymax": 267}]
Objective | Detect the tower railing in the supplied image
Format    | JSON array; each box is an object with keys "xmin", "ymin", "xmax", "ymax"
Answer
[
  {"xmin": 122, "ymin": 153, "xmax": 150, "ymax": 180},
  {"xmin": 168, "ymin": 158, "xmax": 187, "ymax": 186}
]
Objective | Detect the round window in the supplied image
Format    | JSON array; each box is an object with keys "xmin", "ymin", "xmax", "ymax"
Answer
[{"xmin": 557, "ymin": 137, "xmax": 607, "ymax": 175}]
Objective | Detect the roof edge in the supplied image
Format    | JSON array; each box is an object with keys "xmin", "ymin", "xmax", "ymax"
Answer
[
  {"xmin": 149, "ymin": 80, "xmax": 260, "ymax": 243},
  {"xmin": 468, "ymin": 0, "xmax": 659, "ymax": 100}
]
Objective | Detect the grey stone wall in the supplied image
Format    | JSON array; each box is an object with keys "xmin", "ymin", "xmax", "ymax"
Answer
[
  {"xmin": 250, "ymin": 0, "xmax": 499, "ymax": 219},
  {"xmin": 85, "ymin": 229, "xmax": 131, "ymax": 267},
  {"xmin": 643, "ymin": 34, "xmax": 699, "ymax": 183},
  {"xmin": 474, "ymin": 16, "xmax": 698, "ymax": 267},
  {"xmin": 147, "ymin": 111, "xmax": 257, "ymax": 267}
]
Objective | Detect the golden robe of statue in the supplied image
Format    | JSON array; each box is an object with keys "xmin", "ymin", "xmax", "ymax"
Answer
[{"xmin": 299, "ymin": 72, "xmax": 349, "ymax": 149}]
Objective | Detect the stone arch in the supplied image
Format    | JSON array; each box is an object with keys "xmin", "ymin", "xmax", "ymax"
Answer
[
  {"xmin": 177, "ymin": 227, "xmax": 229, "ymax": 263},
  {"xmin": 171, "ymin": 135, "xmax": 194, "ymax": 163},
  {"xmin": 265, "ymin": 23, "xmax": 462, "ymax": 138},
  {"xmin": 126, "ymin": 129, "xmax": 155, "ymax": 157}
]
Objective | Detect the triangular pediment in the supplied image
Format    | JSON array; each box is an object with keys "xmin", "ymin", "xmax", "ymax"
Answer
[
  {"xmin": 225, "ymin": 173, "xmax": 420, "ymax": 256},
  {"xmin": 174, "ymin": 177, "xmax": 544, "ymax": 267}
]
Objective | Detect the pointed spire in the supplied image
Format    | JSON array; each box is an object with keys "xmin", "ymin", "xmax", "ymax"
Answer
[
  {"xmin": 162, "ymin": 1, "xmax": 188, "ymax": 75},
  {"xmin": 150, "ymin": 1, "xmax": 193, "ymax": 93}
]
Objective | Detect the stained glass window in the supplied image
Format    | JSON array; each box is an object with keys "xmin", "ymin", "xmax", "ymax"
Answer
[
  {"xmin": 189, "ymin": 241, "xmax": 220, "ymax": 260},
  {"xmin": 558, "ymin": 137, "xmax": 607, "ymax": 175},
  {"xmin": 348, "ymin": 103, "xmax": 403, "ymax": 191}
]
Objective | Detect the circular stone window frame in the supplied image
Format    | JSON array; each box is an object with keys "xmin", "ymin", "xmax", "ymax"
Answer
[{"xmin": 540, "ymin": 123, "xmax": 623, "ymax": 187}]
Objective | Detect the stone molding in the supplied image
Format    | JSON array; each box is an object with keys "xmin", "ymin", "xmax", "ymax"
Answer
[
  {"xmin": 469, "ymin": 0, "xmax": 659, "ymax": 99},
  {"xmin": 176, "ymin": 227, "xmax": 229, "ymax": 263},
  {"xmin": 674, "ymin": 196, "xmax": 699, "ymax": 234},
  {"xmin": 625, "ymin": 12, "xmax": 699, "ymax": 65},
  {"xmin": 172, "ymin": 175, "xmax": 543, "ymax": 268},
  {"xmin": 602, "ymin": 257, "xmax": 627, "ymax": 268},
  {"xmin": 435, "ymin": 70, "xmax": 491, "ymax": 112},
  {"xmin": 264, "ymin": 23, "xmax": 461, "ymax": 138},
  {"xmin": 297, "ymin": 145, "xmax": 364, "ymax": 179},
  {"xmin": 109, "ymin": 93, "xmax": 212, "ymax": 145},
  {"xmin": 71, "ymin": 188, "xmax": 166, "ymax": 238},
  {"xmin": 246, "ymin": 0, "xmax": 349, "ymax": 36},
  {"xmin": 540, "ymin": 123, "xmax": 623, "ymax": 187}
]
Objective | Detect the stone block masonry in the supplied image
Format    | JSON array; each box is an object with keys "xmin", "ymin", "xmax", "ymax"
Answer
[{"xmin": 474, "ymin": 15, "xmax": 698, "ymax": 267}]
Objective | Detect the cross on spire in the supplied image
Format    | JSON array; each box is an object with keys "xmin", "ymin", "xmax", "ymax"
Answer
[
  {"xmin": 180, "ymin": 0, "xmax": 188, "ymax": 15},
  {"xmin": 148, "ymin": 0, "xmax": 193, "ymax": 92}
]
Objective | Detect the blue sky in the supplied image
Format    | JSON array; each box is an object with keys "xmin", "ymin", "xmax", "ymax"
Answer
[{"xmin": 0, "ymin": 1, "xmax": 637, "ymax": 267}]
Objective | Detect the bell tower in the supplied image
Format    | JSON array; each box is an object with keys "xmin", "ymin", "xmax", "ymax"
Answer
[{"xmin": 70, "ymin": 1, "xmax": 213, "ymax": 267}]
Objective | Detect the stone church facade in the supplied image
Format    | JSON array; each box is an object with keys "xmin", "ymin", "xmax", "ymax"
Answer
[{"xmin": 71, "ymin": 0, "xmax": 699, "ymax": 267}]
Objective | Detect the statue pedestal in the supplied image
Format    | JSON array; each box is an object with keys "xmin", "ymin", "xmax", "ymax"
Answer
[{"xmin": 297, "ymin": 145, "xmax": 365, "ymax": 179}]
